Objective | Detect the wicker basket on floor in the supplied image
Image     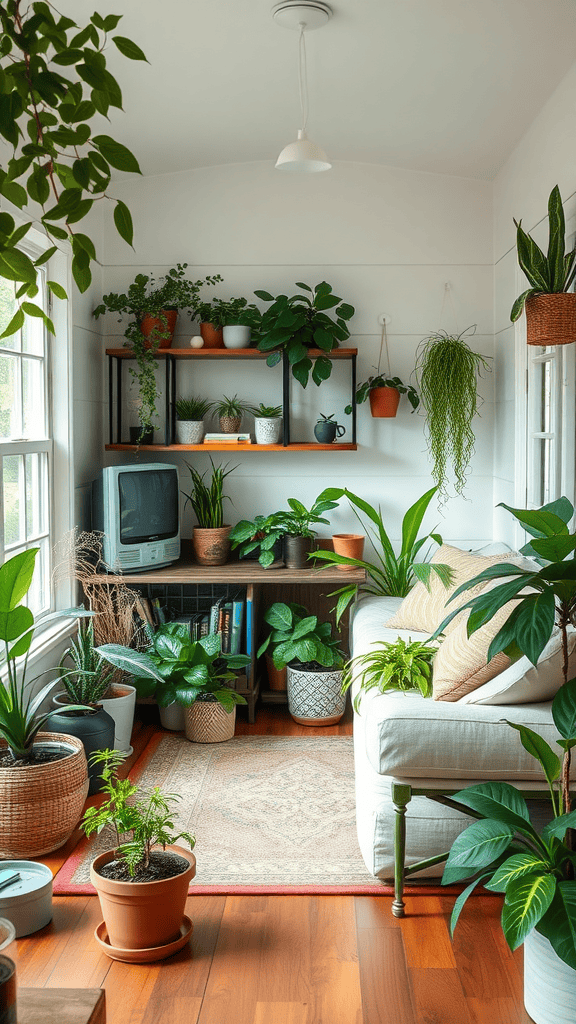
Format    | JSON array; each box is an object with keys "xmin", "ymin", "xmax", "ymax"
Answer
[
  {"xmin": 0, "ymin": 732, "xmax": 89, "ymax": 857},
  {"xmin": 184, "ymin": 702, "xmax": 236, "ymax": 743},
  {"xmin": 525, "ymin": 292, "xmax": 576, "ymax": 346}
]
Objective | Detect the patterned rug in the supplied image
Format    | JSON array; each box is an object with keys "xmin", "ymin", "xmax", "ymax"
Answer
[{"xmin": 54, "ymin": 732, "xmax": 403, "ymax": 894}]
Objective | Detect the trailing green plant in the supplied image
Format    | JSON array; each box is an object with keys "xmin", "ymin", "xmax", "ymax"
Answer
[
  {"xmin": 214, "ymin": 394, "xmax": 246, "ymax": 419},
  {"xmin": 248, "ymin": 403, "xmax": 282, "ymax": 418},
  {"xmin": 312, "ymin": 486, "xmax": 452, "ymax": 623},
  {"xmin": 255, "ymin": 281, "xmax": 355, "ymax": 388},
  {"xmin": 440, "ymin": 677, "xmax": 576, "ymax": 970},
  {"xmin": 131, "ymin": 623, "xmax": 249, "ymax": 712},
  {"xmin": 342, "ymin": 637, "xmax": 438, "ymax": 710},
  {"xmin": 93, "ymin": 266, "xmax": 222, "ymax": 433},
  {"xmin": 345, "ymin": 374, "xmax": 419, "ymax": 415},
  {"xmin": 0, "ymin": 3, "xmax": 146, "ymax": 333},
  {"xmin": 81, "ymin": 748, "xmax": 195, "ymax": 878},
  {"xmin": 511, "ymin": 184, "xmax": 576, "ymax": 322},
  {"xmin": 414, "ymin": 327, "xmax": 491, "ymax": 500},
  {"xmin": 175, "ymin": 396, "xmax": 213, "ymax": 421},
  {"xmin": 257, "ymin": 602, "xmax": 344, "ymax": 671},
  {"xmin": 182, "ymin": 458, "xmax": 236, "ymax": 529}
]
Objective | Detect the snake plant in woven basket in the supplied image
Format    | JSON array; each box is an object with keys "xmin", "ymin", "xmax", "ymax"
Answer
[{"xmin": 511, "ymin": 185, "xmax": 576, "ymax": 322}]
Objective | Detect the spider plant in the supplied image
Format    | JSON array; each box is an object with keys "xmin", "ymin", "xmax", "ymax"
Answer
[
  {"xmin": 214, "ymin": 395, "xmax": 246, "ymax": 419},
  {"xmin": 248, "ymin": 403, "xmax": 282, "ymax": 418},
  {"xmin": 182, "ymin": 459, "xmax": 236, "ymax": 529},
  {"xmin": 342, "ymin": 636, "xmax": 438, "ymax": 710}
]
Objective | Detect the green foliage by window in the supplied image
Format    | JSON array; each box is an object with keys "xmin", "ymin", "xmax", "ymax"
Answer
[
  {"xmin": 511, "ymin": 185, "xmax": 576, "ymax": 321},
  {"xmin": 0, "ymin": 2, "xmax": 147, "ymax": 336},
  {"xmin": 414, "ymin": 328, "xmax": 491, "ymax": 500}
]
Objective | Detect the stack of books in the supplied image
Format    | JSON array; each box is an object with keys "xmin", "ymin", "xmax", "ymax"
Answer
[{"xmin": 203, "ymin": 432, "xmax": 252, "ymax": 444}]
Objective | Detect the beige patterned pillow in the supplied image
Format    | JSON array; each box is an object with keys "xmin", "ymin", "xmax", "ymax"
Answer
[
  {"xmin": 432, "ymin": 600, "xmax": 516, "ymax": 701},
  {"xmin": 385, "ymin": 544, "xmax": 520, "ymax": 636}
]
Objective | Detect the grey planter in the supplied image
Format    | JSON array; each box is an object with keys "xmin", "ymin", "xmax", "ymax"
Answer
[
  {"xmin": 223, "ymin": 325, "xmax": 251, "ymax": 348},
  {"xmin": 284, "ymin": 534, "xmax": 315, "ymax": 569},
  {"xmin": 175, "ymin": 420, "xmax": 204, "ymax": 445},
  {"xmin": 286, "ymin": 665, "xmax": 346, "ymax": 726}
]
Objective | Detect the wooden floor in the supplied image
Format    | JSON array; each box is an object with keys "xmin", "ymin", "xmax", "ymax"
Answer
[{"xmin": 6, "ymin": 704, "xmax": 532, "ymax": 1024}]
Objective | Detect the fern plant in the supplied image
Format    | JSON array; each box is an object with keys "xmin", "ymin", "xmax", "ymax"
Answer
[
  {"xmin": 342, "ymin": 637, "xmax": 438, "ymax": 710},
  {"xmin": 511, "ymin": 184, "xmax": 576, "ymax": 322},
  {"xmin": 415, "ymin": 328, "xmax": 491, "ymax": 500}
]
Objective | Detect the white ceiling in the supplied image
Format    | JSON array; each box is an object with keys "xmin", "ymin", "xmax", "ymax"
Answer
[{"xmin": 60, "ymin": 0, "xmax": 576, "ymax": 180}]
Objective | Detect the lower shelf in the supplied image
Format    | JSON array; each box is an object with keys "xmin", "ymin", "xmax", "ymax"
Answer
[{"xmin": 260, "ymin": 690, "xmax": 288, "ymax": 705}]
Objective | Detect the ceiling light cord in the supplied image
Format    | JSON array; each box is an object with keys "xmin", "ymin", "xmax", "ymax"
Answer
[{"xmin": 298, "ymin": 23, "xmax": 309, "ymax": 134}]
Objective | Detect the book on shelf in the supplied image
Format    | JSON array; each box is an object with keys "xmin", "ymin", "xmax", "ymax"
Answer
[
  {"xmin": 203, "ymin": 432, "xmax": 252, "ymax": 444},
  {"xmin": 230, "ymin": 597, "xmax": 244, "ymax": 655}
]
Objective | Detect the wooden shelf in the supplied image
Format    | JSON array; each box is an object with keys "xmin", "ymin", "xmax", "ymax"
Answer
[
  {"xmin": 92, "ymin": 559, "xmax": 366, "ymax": 585},
  {"xmin": 105, "ymin": 347, "xmax": 358, "ymax": 359},
  {"xmin": 105, "ymin": 442, "xmax": 358, "ymax": 452}
]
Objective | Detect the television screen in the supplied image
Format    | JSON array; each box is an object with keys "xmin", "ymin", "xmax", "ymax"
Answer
[{"xmin": 118, "ymin": 468, "xmax": 179, "ymax": 545}]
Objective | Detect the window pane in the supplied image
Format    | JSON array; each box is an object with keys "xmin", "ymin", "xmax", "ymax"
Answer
[
  {"xmin": 3, "ymin": 455, "xmax": 24, "ymax": 547},
  {"xmin": 22, "ymin": 357, "xmax": 44, "ymax": 438},
  {"xmin": 22, "ymin": 310, "xmax": 44, "ymax": 356},
  {"xmin": 0, "ymin": 354, "xmax": 21, "ymax": 439},
  {"xmin": 11, "ymin": 541, "xmax": 50, "ymax": 617},
  {"xmin": 25, "ymin": 453, "xmax": 47, "ymax": 539},
  {"xmin": 0, "ymin": 280, "xmax": 20, "ymax": 352}
]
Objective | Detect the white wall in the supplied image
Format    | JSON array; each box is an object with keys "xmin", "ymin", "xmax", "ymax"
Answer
[
  {"xmin": 95, "ymin": 160, "xmax": 494, "ymax": 546},
  {"xmin": 493, "ymin": 59, "xmax": 576, "ymax": 543}
]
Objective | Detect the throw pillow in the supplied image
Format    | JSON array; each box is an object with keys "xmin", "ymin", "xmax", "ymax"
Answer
[
  {"xmin": 432, "ymin": 600, "xmax": 514, "ymax": 701},
  {"xmin": 456, "ymin": 629, "xmax": 576, "ymax": 705}
]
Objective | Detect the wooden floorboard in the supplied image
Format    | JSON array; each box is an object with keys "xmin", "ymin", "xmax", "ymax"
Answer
[{"xmin": 4, "ymin": 706, "xmax": 528, "ymax": 1024}]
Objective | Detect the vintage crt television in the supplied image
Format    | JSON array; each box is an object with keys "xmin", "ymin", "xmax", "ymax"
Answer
[{"xmin": 92, "ymin": 463, "xmax": 180, "ymax": 572}]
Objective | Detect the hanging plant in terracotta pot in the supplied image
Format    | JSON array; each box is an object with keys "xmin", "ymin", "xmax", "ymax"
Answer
[
  {"xmin": 345, "ymin": 325, "xmax": 419, "ymax": 419},
  {"xmin": 511, "ymin": 184, "xmax": 576, "ymax": 346}
]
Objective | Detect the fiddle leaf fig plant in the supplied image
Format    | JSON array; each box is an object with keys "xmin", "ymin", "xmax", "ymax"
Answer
[{"xmin": 0, "ymin": 2, "xmax": 147, "ymax": 332}]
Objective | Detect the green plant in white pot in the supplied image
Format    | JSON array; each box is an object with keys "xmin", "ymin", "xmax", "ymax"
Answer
[
  {"xmin": 174, "ymin": 396, "xmax": 213, "ymax": 445},
  {"xmin": 248, "ymin": 403, "xmax": 282, "ymax": 445}
]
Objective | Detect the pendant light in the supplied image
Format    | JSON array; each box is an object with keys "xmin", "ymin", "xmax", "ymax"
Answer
[{"xmin": 273, "ymin": 1, "xmax": 332, "ymax": 173}]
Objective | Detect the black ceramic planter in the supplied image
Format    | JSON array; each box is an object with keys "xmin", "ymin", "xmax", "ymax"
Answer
[
  {"xmin": 284, "ymin": 535, "xmax": 315, "ymax": 570},
  {"xmin": 314, "ymin": 420, "xmax": 345, "ymax": 444},
  {"xmin": 129, "ymin": 426, "xmax": 154, "ymax": 445},
  {"xmin": 49, "ymin": 703, "xmax": 115, "ymax": 794}
]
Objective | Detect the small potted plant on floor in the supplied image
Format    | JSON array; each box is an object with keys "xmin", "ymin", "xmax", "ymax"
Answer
[
  {"xmin": 345, "ymin": 373, "xmax": 420, "ymax": 418},
  {"xmin": 83, "ymin": 749, "xmax": 196, "ymax": 961},
  {"xmin": 182, "ymin": 458, "xmax": 236, "ymax": 565},
  {"xmin": 248, "ymin": 403, "xmax": 282, "ymax": 445},
  {"xmin": 132, "ymin": 625, "xmax": 249, "ymax": 742},
  {"xmin": 258, "ymin": 602, "xmax": 345, "ymax": 725},
  {"xmin": 214, "ymin": 394, "xmax": 246, "ymax": 433},
  {"xmin": 174, "ymin": 396, "xmax": 213, "ymax": 445},
  {"xmin": 94, "ymin": 265, "xmax": 222, "ymax": 437},
  {"xmin": 255, "ymin": 281, "xmax": 355, "ymax": 387}
]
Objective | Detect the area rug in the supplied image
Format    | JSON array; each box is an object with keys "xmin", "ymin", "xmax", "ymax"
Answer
[{"xmin": 54, "ymin": 733, "xmax": 451, "ymax": 896}]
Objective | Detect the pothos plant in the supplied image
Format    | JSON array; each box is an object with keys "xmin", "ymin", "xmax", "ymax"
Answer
[
  {"xmin": 0, "ymin": 2, "xmax": 146, "ymax": 338},
  {"xmin": 93, "ymin": 266, "xmax": 222, "ymax": 434},
  {"xmin": 255, "ymin": 281, "xmax": 354, "ymax": 387}
]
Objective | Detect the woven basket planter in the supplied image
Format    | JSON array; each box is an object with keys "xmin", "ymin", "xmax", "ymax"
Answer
[
  {"xmin": 184, "ymin": 702, "xmax": 236, "ymax": 743},
  {"xmin": 525, "ymin": 293, "xmax": 576, "ymax": 346},
  {"xmin": 0, "ymin": 732, "xmax": 89, "ymax": 858}
]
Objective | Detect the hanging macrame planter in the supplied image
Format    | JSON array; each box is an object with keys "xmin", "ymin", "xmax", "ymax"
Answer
[{"xmin": 525, "ymin": 292, "xmax": 576, "ymax": 347}]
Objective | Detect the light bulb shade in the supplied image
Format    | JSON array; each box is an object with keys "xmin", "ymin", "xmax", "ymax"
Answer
[{"xmin": 275, "ymin": 130, "xmax": 331, "ymax": 172}]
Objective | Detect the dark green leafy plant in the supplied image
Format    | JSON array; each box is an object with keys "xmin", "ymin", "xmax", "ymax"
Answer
[
  {"xmin": 312, "ymin": 486, "xmax": 451, "ymax": 623},
  {"xmin": 257, "ymin": 602, "xmax": 344, "ymax": 671},
  {"xmin": 511, "ymin": 185, "xmax": 576, "ymax": 322},
  {"xmin": 132, "ymin": 624, "xmax": 249, "ymax": 712},
  {"xmin": 255, "ymin": 281, "xmax": 355, "ymax": 388},
  {"xmin": 0, "ymin": 3, "xmax": 147, "ymax": 331},
  {"xmin": 182, "ymin": 458, "xmax": 236, "ymax": 529},
  {"xmin": 345, "ymin": 374, "xmax": 419, "ymax": 415},
  {"xmin": 441, "ymin": 678, "xmax": 576, "ymax": 970},
  {"xmin": 194, "ymin": 296, "xmax": 260, "ymax": 330},
  {"xmin": 230, "ymin": 491, "xmax": 339, "ymax": 567},
  {"xmin": 342, "ymin": 636, "xmax": 438, "ymax": 709},
  {"xmin": 81, "ymin": 748, "xmax": 195, "ymax": 878},
  {"xmin": 175, "ymin": 396, "xmax": 213, "ymax": 421},
  {"xmin": 248, "ymin": 403, "xmax": 282, "ymax": 418},
  {"xmin": 414, "ymin": 327, "xmax": 491, "ymax": 500},
  {"xmin": 94, "ymin": 266, "xmax": 222, "ymax": 434}
]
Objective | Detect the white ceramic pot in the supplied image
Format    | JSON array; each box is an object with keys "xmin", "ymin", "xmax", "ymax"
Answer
[
  {"xmin": 159, "ymin": 702, "xmax": 186, "ymax": 731},
  {"xmin": 524, "ymin": 928, "xmax": 576, "ymax": 1024},
  {"xmin": 254, "ymin": 416, "xmax": 282, "ymax": 445},
  {"xmin": 175, "ymin": 420, "xmax": 204, "ymax": 445},
  {"xmin": 286, "ymin": 665, "xmax": 346, "ymax": 726},
  {"xmin": 99, "ymin": 683, "xmax": 137, "ymax": 756},
  {"xmin": 223, "ymin": 325, "xmax": 251, "ymax": 349}
]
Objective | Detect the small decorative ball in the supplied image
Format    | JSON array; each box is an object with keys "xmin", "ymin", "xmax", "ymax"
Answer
[{"xmin": 189, "ymin": 336, "xmax": 204, "ymax": 349}]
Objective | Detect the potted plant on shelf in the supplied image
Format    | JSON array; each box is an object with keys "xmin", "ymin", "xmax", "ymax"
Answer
[
  {"xmin": 345, "ymin": 374, "xmax": 420, "ymax": 419},
  {"xmin": 82, "ymin": 749, "xmax": 196, "ymax": 962},
  {"xmin": 219, "ymin": 298, "xmax": 261, "ymax": 349},
  {"xmin": 248, "ymin": 403, "xmax": 282, "ymax": 445},
  {"xmin": 131, "ymin": 625, "xmax": 249, "ymax": 742},
  {"xmin": 313, "ymin": 413, "xmax": 345, "ymax": 444},
  {"xmin": 414, "ymin": 327, "xmax": 491, "ymax": 501},
  {"xmin": 174, "ymin": 396, "xmax": 213, "ymax": 445},
  {"xmin": 229, "ymin": 513, "xmax": 286, "ymax": 568},
  {"xmin": 342, "ymin": 636, "xmax": 438, "ymax": 710},
  {"xmin": 182, "ymin": 458, "xmax": 236, "ymax": 566},
  {"xmin": 255, "ymin": 281, "xmax": 355, "ymax": 387},
  {"xmin": 214, "ymin": 394, "xmax": 246, "ymax": 434},
  {"xmin": 230, "ymin": 491, "xmax": 340, "ymax": 570},
  {"xmin": 258, "ymin": 602, "xmax": 345, "ymax": 725},
  {"xmin": 93, "ymin": 265, "xmax": 222, "ymax": 437},
  {"xmin": 511, "ymin": 184, "xmax": 576, "ymax": 346}
]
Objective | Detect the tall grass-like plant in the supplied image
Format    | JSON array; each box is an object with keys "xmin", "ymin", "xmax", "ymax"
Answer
[
  {"xmin": 511, "ymin": 185, "xmax": 576, "ymax": 322},
  {"xmin": 182, "ymin": 459, "xmax": 235, "ymax": 529},
  {"xmin": 415, "ymin": 328, "xmax": 491, "ymax": 500},
  {"xmin": 175, "ymin": 396, "xmax": 213, "ymax": 421}
]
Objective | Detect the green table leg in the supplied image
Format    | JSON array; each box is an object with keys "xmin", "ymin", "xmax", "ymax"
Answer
[{"xmin": 391, "ymin": 782, "xmax": 412, "ymax": 918}]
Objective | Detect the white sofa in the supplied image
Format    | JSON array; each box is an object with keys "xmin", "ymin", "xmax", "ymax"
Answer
[{"xmin": 350, "ymin": 592, "xmax": 576, "ymax": 903}]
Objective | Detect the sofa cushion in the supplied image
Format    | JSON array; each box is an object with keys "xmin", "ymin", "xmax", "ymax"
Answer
[
  {"xmin": 384, "ymin": 544, "xmax": 522, "ymax": 636},
  {"xmin": 457, "ymin": 629, "xmax": 576, "ymax": 705},
  {"xmin": 349, "ymin": 595, "xmax": 430, "ymax": 661},
  {"xmin": 432, "ymin": 598, "xmax": 514, "ymax": 701}
]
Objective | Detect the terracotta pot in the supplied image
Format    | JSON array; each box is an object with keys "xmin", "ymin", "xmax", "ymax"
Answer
[
  {"xmin": 265, "ymin": 653, "xmax": 287, "ymax": 692},
  {"xmin": 192, "ymin": 525, "xmax": 232, "ymax": 566},
  {"xmin": 200, "ymin": 322, "xmax": 224, "ymax": 349},
  {"xmin": 90, "ymin": 845, "xmax": 196, "ymax": 952},
  {"xmin": 369, "ymin": 386, "xmax": 400, "ymax": 418},
  {"xmin": 525, "ymin": 292, "xmax": 576, "ymax": 346},
  {"xmin": 140, "ymin": 309, "xmax": 178, "ymax": 349},
  {"xmin": 284, "ymin": 534, "xmax": 315, "ymax": 570},
  {"xmin": 332, "ymin": 533, "xmax": 365, "ymax": 569},
  {"xmin": 219, "ymin": 415, "xmax": 242, "ymax": 434},
  {"xmin": 184, "ymin": 701, "xmax": 236, "ymax": 742}
]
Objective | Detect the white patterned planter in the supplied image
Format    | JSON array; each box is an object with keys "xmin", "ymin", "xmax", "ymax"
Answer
[
  {"xmin": 524, "ymin": 929, "xmax": 576, "ymax": 1024},
  {"xmin": 175, "ymin": 420, "xmax": 204, "ymax": 444},
  {"xmin": 254, "ymin": 417, "xmax": 282, "ymax": 445},
  {"xmin": 287, "ymin": 665, "xmax": 346, "ymax": 726}
]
